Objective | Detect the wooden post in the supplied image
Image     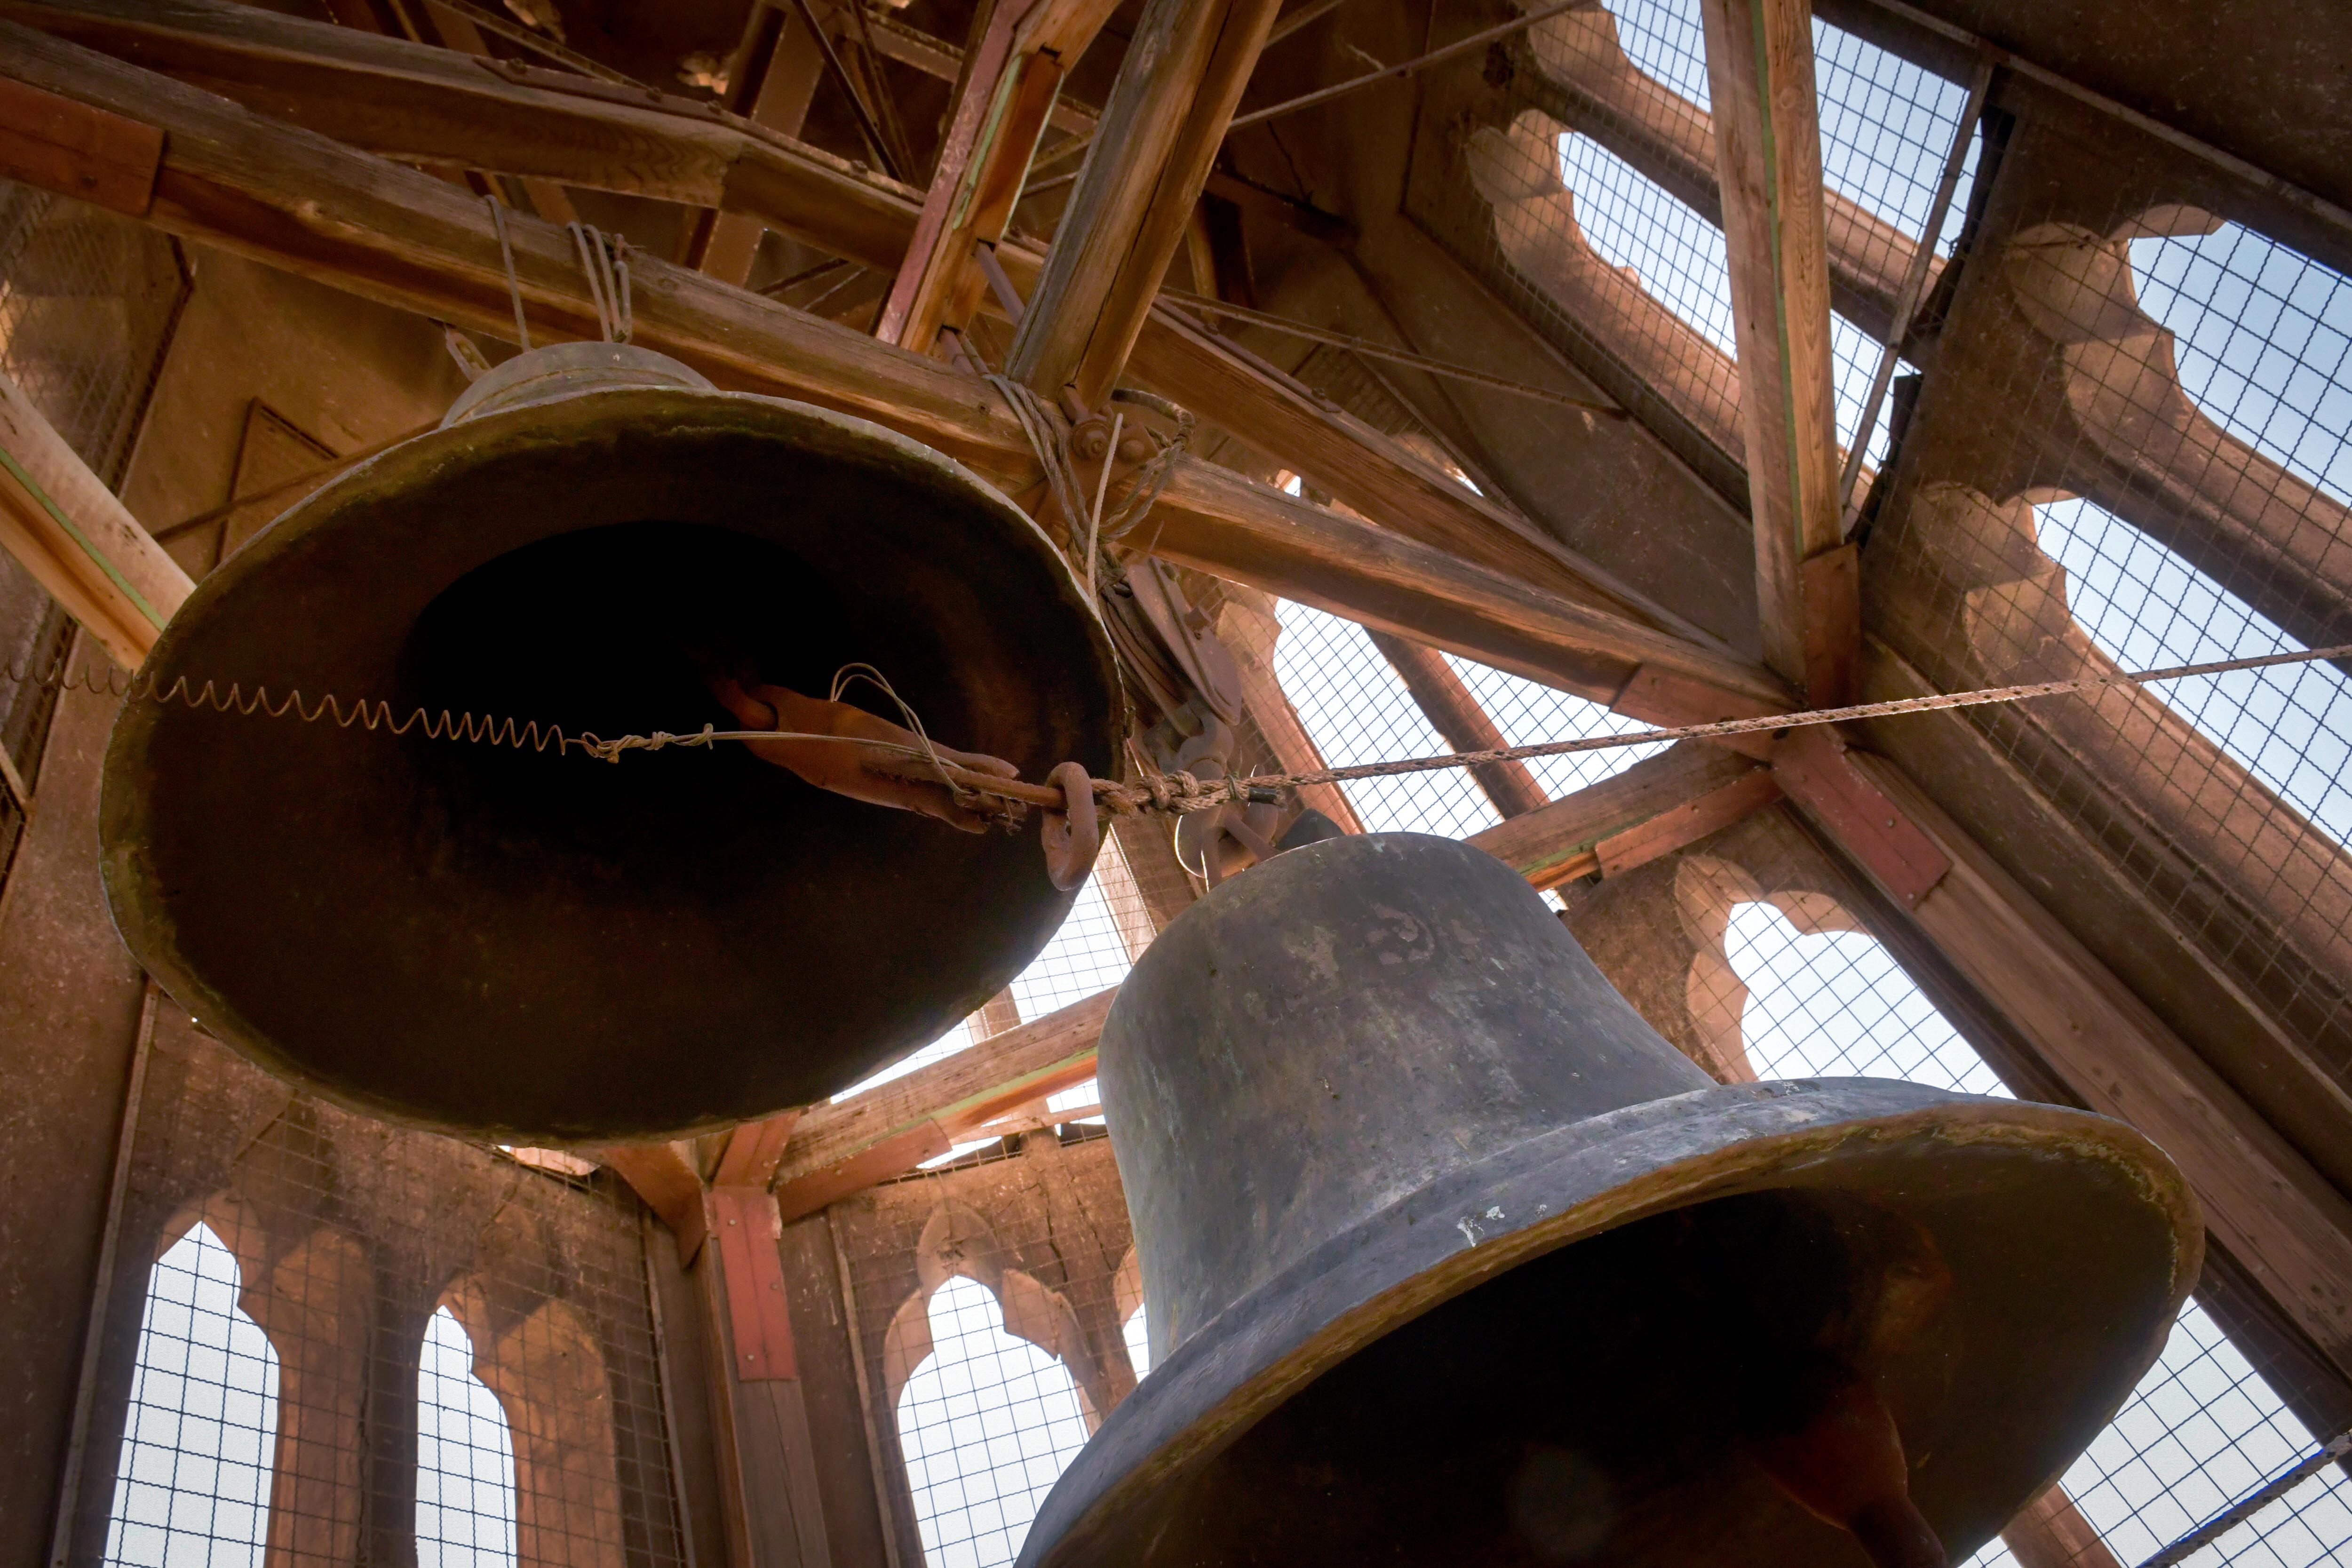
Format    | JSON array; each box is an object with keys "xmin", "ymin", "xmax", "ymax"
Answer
[
  {"xmin": 1005, "ymin": 0, "xmax": 1282, "ymax": 409},
  {"xmin": 877, "ymin": 0, "xmax": 1123, "ymax": 354},
  {"xmin": 1698, "ymin": 0, "xmax": 1854, "ymax": 703}
]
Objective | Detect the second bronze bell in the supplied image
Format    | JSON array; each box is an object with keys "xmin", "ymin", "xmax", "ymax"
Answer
[
  {"xmin": 1022, "ymin": 833, "xmax": 2200, "ymax": 1568},
  {"xmin": 99, "ymin": 343, "xmax": 1125, "ymax": 1144}
]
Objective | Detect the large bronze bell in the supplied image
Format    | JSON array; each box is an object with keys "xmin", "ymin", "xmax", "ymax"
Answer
[
  {"xmin": 100, "ymin": 343, "xmax": 1123, "ymax": 1142},
  {"xmin": 1022, "ymin": 833, "xmax": 2199, "ymax": 1568}
]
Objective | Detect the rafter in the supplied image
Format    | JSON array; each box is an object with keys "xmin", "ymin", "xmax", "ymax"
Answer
[
  {"xmin": 1005, "ymin": 0, "xmax": 1282, "ymax": 409},
  {"xmin": 1699, "ymin": 0, "xmax": 1855, "ymax": 704}
]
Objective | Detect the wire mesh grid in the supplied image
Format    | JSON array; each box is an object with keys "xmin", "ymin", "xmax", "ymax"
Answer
[
  {"xmin": 1271, "ymin": 595, "xmax": 1662, "ymax": 836},
  {"xmin": 0, "ymin": 179, "xmax": 183, "ymax": 895},
  {"xmin": 1406, "ymin": 0, "xmax": 1979, "ymax": 494},
  {"xmin": 0, "ymin": 181, "xmax": 185, "ymax": 488},
  {"xmin": 1710, "ymin": 896, "xmax": 2352, "ymax": 1568},
  {"xmin": 1863, "ymin": 106, "xmax": 2352, "ymax": 1088},
  {"xmin": 76, "ymin": 1019, "xmax": 689, "ymax": 1568},
  {"xmin": 833, "ymin": 1125, "xmax": 1136, "ymax": 1568}
]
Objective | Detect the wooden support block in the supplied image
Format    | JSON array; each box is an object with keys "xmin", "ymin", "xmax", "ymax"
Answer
[
  {"xmin": 1467, "ymin": 741, "xmax": 1764, "ymax": 889},
  {"xmin": 708, "ymin": 1186, "xmax": 799, "ymax": 1381},
  {"xmin": 1770, "ymin": 725, "xmax": 1948, "ymax": 908},
  {"xmin": 0, "ymin": 72, "xmax": 158, "ymax": 215},
  {"xmin": 712, "ymin": 1108, "xmax": 805, "ymax": 1189},
  {"xmin": 1608, "ymin": 662, "xmax": 1786, "ymax": 757},
  {"xmin": 597, "ymin": 1139, "xmax": 711, "ymax": 1264},
  {"xmin": 1797, "ymin": 539, "xmax": 1859, "ymax": 708}
]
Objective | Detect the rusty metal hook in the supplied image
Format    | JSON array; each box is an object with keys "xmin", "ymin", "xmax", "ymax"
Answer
[{"xmin": 1041, "ymin": 760, "xmax": 1102, "ymax": 890}]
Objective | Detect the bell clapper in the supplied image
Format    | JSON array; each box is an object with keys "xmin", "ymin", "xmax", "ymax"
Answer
[
  {"xmin": 1749, "ymin": 1378, "xmax": 1948, "ymax": 1568},
  {"xmin": 703, "ymin": 671, "xmax": 1024, "ymax": 835}
]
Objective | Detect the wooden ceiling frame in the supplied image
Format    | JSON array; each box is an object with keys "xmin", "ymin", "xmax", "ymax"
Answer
[{"xmin": 4, "ymin": 7, "xmax": 2352, "ymax": 1377}]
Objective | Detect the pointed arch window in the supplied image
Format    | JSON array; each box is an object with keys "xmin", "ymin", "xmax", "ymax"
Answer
[
  {"xmin": 416, "ymin": 1306, "xmax": 518, "ymax": 1568},
  {"xmin": 105, "ymin": 1221, "xmax": 279, "ymax": 1568},
  {"xmin": 895, "ymin": 1274, "xmax": 1094, "ymax": 1568},
  {"xmin": 1720, "ymin": 897, "xmax": 2352, "ymax": 1564}
]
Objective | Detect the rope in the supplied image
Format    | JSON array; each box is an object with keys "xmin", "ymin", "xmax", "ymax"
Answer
[
  {"xmin": 486, "ymin": 196, "xmax": 531, "ymax": 350},
  {"xmin": 24, "ymin": 640, "xmax": 2351, "ymax": 820},
  {"xmin": 567, "ymin": 223, "xmax": 633, "ymax": 344}
]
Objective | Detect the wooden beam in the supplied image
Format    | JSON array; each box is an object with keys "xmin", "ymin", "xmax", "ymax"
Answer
[
  {"xmin": 688, "ymin": 0, "xmax": 834, "ymax": 284},
  {"xmin": 1698, "ymin": 0, "xmax": 1852, "ymax": 702},
  {"xmin": 0, "ymin": 18, "xmax": 1795, "ymax": 728},
  {"xmin": 877, "ymin": 0, "xmax": 1121, "ymax": 353},
  {"xmin": 414, "ymin": 0, "xmax": 576, "ymax": 224},
  {"xmin": 0, "ymin": 367, "xmax": 190, "ymax": 670},
  {"xmin": 11, "ymin": 0, "xmax": 1686, "ymax": 626},
  {"xmin": 771, "ymin": 987, "xmax": 1117, "ymax": 1223},
  {"xmin": 1466, "ymin": 740, "xmax": 1772, "ymax": 889},
  {"xmin": 1367, "ymin": 629, "xmax": 1548, "ymax": 819},
  {"xmin": 1005, "ymin": 0, "xmax": 1282, "ymax": 409},
  {"xmin": 1149, "ymin": 458, "xmax": 1791, "ymax": 712},
  {"xmin": 1844, "ymin": 752, "xmax": 2352, "ymax": 1379},
  {"xmin": 0, "ymin": 72, "xmax": 156, "ymax": 215}
]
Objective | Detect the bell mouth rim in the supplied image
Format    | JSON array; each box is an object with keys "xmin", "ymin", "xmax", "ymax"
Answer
[{"xmin": 1018, "ymin": 1077, "xmax": 2201, "ymax": 1568}]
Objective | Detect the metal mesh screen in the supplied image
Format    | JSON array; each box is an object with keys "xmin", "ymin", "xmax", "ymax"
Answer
[
  {"xmin": 832, "ymin": 1126, "xmax": 1136, "ymax": 1568},
  {"xmin": 0, "ymin": 180, "xmax": 185, "ymax": 891},
  {"xmin": 1859, "ymin": 105, "xmax": 2352, "ymax": 1099},
  {"xmin": 1716, "ymin": 899, "xmax": 2352, "ymax": 1567},
  {"xmin": 1406, "ymin": 0, "xmax": 1979, "ymax": 496},
  {"xmin": 1271, "ymin": 597, "xmax": 1661, "ymax": 835},
  {"xmin": 70, "ymin": 1017, "xmax": 689, "ymax": 1568}
]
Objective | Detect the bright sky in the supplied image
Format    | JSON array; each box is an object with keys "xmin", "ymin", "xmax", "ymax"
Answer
[
  {"xmin": 896, "ymin": 1276, "xmax": 1095, "ymax": 1568},
  {"xmin": 416, "ymin": 1307, "xmax": 518, "ymax": 1568},
  {"xmin": 106, "ymin": 1223, "xmax": 277, "ymax": 1568}
]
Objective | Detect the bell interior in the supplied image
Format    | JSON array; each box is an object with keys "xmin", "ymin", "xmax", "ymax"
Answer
[
  {"xmin": 397, "ymin": 519, "xmax": 873, "ymax": 879},
  {"xmin": 105, "ymin": 396, "xmax": 1120, "ymax": 1140},
  {"xmin": 1145, "ymin": 1178, "xmax": 2161, "ymax": 1567}
]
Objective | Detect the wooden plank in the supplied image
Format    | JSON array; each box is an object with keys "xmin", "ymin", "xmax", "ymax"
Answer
[
  {"xmin": 776, "ymin": 1214, "xmax": 898, "ymax": 1568},
  {"xmin": 1593, "ymin": 763, "xmax": 1782, "ymax": 878},
  {"xmin": 0, "ymin": 72, "xmax": 156, "ymax": 214},
  {"xmin": 878, "ymin": 0, "xmax": 1122, "ymax": 353},
  {"xmin": 1698, "ymin": 0, "xmax": 1851, "ymax": 701},
  {"xmin": 1367, "ymin": 628, "xmax": 1548, "ymax": 819},
  {"xmin": 709, "ymin": 1187, "xmax": 800, "ymax": 1381},
  {"xmin": 1466, "ymin": 741, "xmax": 1762, "ymax": 888},
  {"xmin": 1771, "ymin": 724, "xmax": 1949, "ymax": 909},
  {"xmin": 0, "ymin": 367, "xmax": 191, "ymax": 670},
  {"xmin": 1005, "ymin": 0, "xmax": 1283, "ymax": 410},
  {"xmin": 2000, "ymin": 1485, "xmax": 2122, "ymax": 1568},
  {"xmin": 1847, "ymin": 752, "xmax": 2352, "ymax": 1379}
]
